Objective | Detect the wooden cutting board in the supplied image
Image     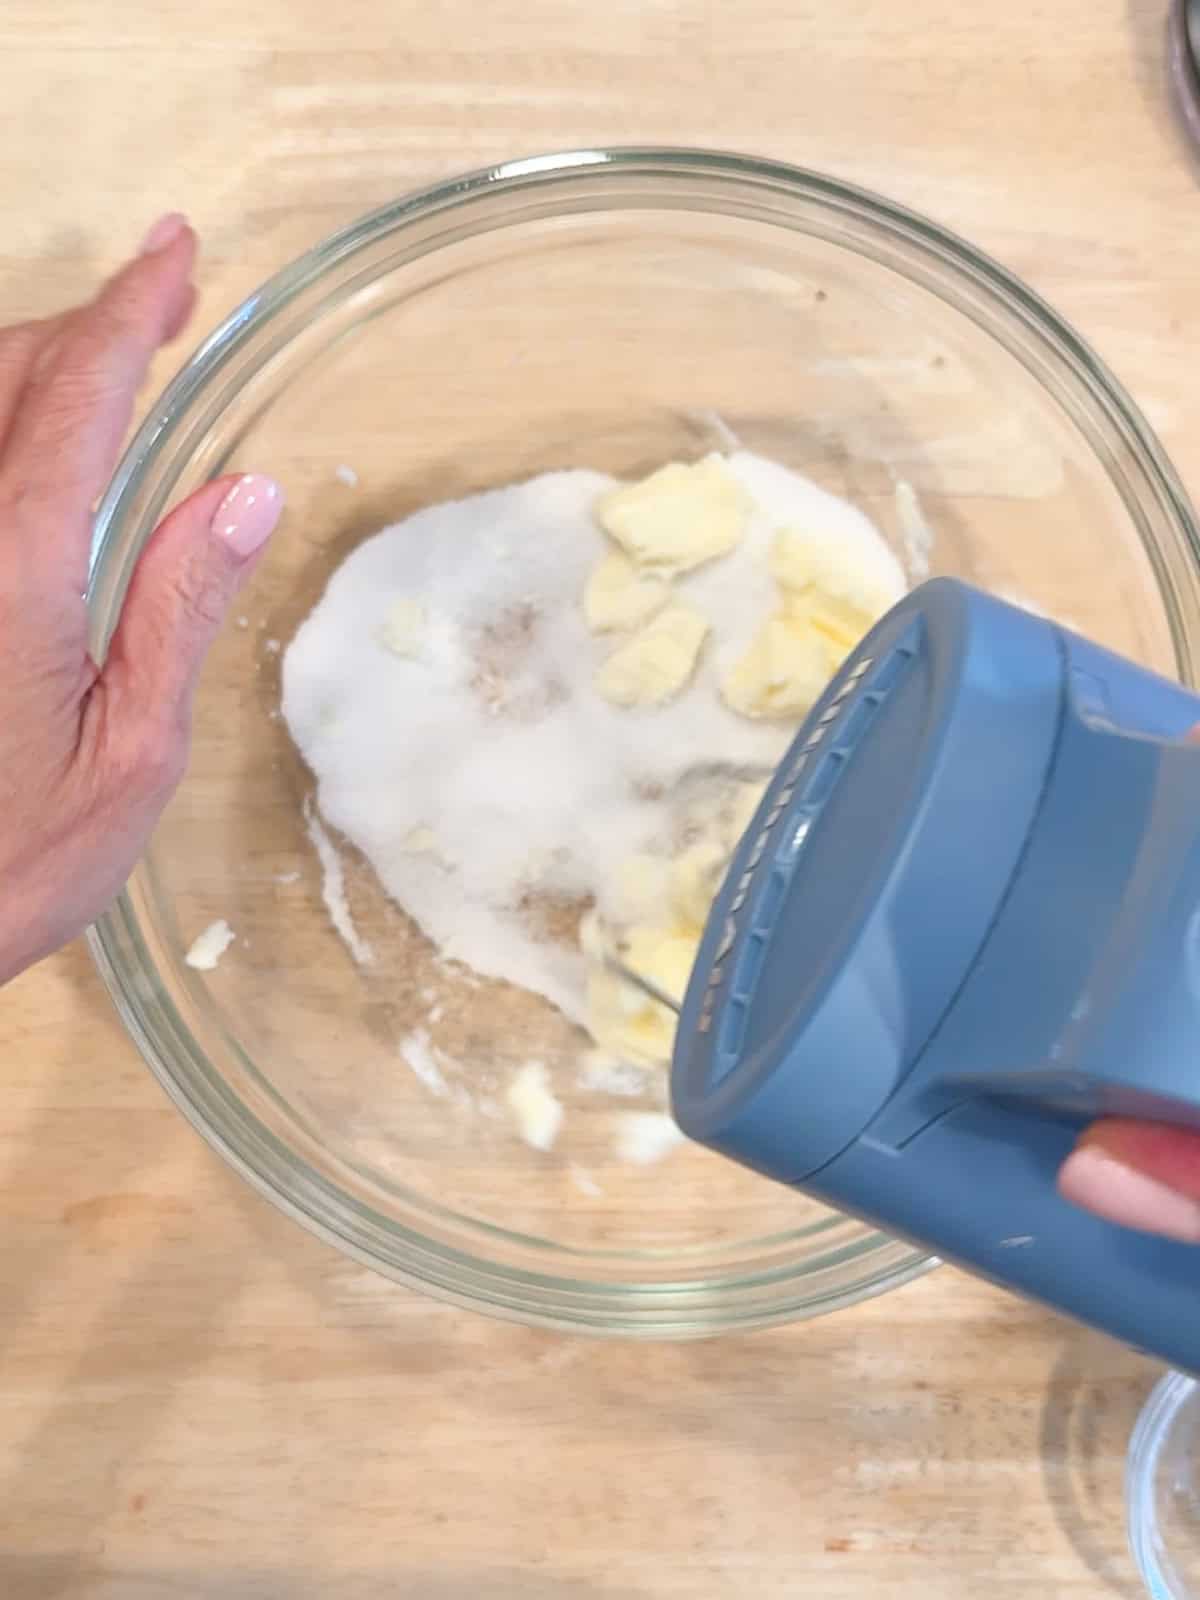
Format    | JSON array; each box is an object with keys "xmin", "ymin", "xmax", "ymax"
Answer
[{"xmin": 0, "ymin": 2, "xmax": 1187, "ymax": 1593}]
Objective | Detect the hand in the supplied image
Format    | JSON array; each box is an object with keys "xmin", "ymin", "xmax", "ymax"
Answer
[
  {"xmin": 1057, "ymin": 722, "xmax": 1200, "ymax": 1243},
  {"xmin": 1060, "ymin": 1119, "xmax": 1200, "ymax": 1243},
  {"xmin": 0, "ymin": 214, "xmax": 283, "ymax": 986}
]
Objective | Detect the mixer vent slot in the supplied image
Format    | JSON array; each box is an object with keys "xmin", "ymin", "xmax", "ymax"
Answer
[{"xmin": 712, "ymin": 623, "xmax": 920, "ymax": 1074}]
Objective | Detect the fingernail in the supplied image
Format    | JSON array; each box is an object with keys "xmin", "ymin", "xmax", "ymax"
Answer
[
  {"xmin": 140, "ymin": 212, "xmax": 189, "ymax": 255},
  {"xmin": 1059, "ymin": 1146, "xmax": 1200, "ymax": 1243},
  {"xmin": 212, "ymin": 474, "xmax": 283, "ymax": 559}
]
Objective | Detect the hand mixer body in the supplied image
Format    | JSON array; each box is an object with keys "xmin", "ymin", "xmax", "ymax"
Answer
[{"xmin": 671, "ymin": 579, "xmax": 1200, "ymax": 1371}]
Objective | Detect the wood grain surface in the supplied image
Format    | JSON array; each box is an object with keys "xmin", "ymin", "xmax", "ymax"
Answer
[{"xmin": 0, "ymin": 2, "xmax": 1191, "ymax": 1595}]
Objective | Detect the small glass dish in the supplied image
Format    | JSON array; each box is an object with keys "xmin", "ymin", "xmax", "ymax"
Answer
[
  {"xmin": 1128, "ymin": 1371, "xmax": 1200, "ymax": 1598},
  {"xmin": 88, "ymin": 149, "xmax": 1200, "ymax": 1334}
]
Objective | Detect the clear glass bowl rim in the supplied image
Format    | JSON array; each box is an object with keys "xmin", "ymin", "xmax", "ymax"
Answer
[
  {"xmin": 86, "ymin": 146, "xmax": 1200, "ymax": 1336},
  {"xmin": 1127, "ymin": 1370, "xmax": 1199, "ymax": 1599}
]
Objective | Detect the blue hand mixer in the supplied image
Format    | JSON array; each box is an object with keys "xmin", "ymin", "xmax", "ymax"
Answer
[{"xmin": 670, "ymin": 579, "xmax": 1200, "ymax": 1371}]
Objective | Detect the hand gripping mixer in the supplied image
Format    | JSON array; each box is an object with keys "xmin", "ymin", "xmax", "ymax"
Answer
[{"xmin": 667, "ymin": 579, "xmax": 1200, "ymax": 1371}]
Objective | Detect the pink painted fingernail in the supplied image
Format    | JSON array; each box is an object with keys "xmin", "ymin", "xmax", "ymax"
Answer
[
  {"xmin": 212, "ymin": 475, "xmax": 284, "ymax": 559},
  {"xmin": 140, "ymin": 212, "xmax": 189, "ymax": 255},
  {"xmin": 1059, "ymin": 1147, "xmax": 1200, "ymax": 1243}
]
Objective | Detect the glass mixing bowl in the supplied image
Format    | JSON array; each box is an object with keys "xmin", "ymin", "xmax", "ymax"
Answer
[
  {"xmin": 87, "ymin": 149, "xmax": 1200, "ymax": 1335},
  {"xmin": 1128, "ymin": 1372, "xmax": 1200, "ymax": 1599}
]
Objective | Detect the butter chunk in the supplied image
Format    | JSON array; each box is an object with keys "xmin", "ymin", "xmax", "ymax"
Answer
[
  {"xmin": 613, "ymin": 1111, "xmax": 687, "ymax": 1166},
  {"xmin": 400, "ymin": 825, "xmax": 445, "ymax": 859},
  {"xmin": 585, "ymin": 965, "xmax": 678, "ymax": 1068},
  {"xmin": 596, "ymin": 603, "xmax": 709, "ymax": 708},
  {"xmin": 583, "ymin": 551, "xmax": 671, "ymax": 633},
  {"xmin": 623, "ymin": 923, "xmax": 697, "ymax": 1009},
  {"xmin": 720, "ymin": 614, "xmax": 831, "ymax": 719},
  {"xmin": 185, "ymin": 919, "xmax": 236, "ymax": 972},
  {"xmin": 378, "ymin": 596, "xmax": 427, "ymax": 659},
  {"xmin": 583, "ymin": 915, "xmax": 700, "ymax": 1069},
  {"xmin": 612, "ymin": 854, "xmax": 670, "ymax": 923},
  {"xmin": 506, "ymin": 1062, "xmax": 564, "ymax": 1152},
  {"xmin": 669, "ymin": 840, "xmax": 727, "ymax": 931},
  {"xmin": 596, "ymin": 455, "xmax": 751, "ymax": 574},
  {"xmin": 780, "ymin": 588, "xmax": 872, "ymax": 667},
  {"xmin": 771, "ymin": 526, "xmax": 902, "ymax": 621}
]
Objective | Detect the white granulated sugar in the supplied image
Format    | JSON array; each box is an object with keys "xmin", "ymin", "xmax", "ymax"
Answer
[
  {"xmin": 185, "ymin": 919, "xmax": 236, "ymax": 972},
  {"xmin": 302, "ymin": 799, "xmax": 374, "ymax": 967},
  {"xmin": 282, "ymin": 454, "xmax": 900, "ymax": 1029},
  {"xmin": 335, "ymin": 464, "xmax": 359, "ymax": 487}
]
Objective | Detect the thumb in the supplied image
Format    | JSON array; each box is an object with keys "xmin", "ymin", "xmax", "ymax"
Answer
[
  {"xmin": 95, "ymin": 472, "xmax": 283, "ymax": 751},
  {"xmin": 1058, "ymin": 1117, "xmax": 1200, "ymax": 1243}
]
